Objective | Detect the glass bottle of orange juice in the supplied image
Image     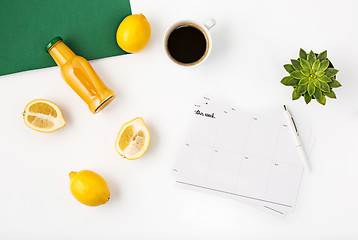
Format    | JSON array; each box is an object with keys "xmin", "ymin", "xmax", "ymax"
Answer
[{"xmin": 45, "ymin": 36, "xmax": 115, "ymax": 114}]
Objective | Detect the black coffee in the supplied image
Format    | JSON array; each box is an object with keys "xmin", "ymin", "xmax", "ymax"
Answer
[{"xmin": 167, "ymin": 24, "xmax": 207, "ymax": 64}]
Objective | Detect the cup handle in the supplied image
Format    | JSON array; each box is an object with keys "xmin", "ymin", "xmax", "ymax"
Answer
[{"xmin": 204, "ymin": 19, "xmax": 216, "ymax": 30}]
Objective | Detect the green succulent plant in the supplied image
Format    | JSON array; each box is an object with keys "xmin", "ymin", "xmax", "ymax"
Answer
[{"xmin": 281, "ymin": 49, "xmax": 341, "ymax": 105}]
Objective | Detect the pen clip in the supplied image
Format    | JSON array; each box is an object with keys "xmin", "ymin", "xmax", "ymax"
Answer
[
  {"xmin": 284, "ymin": 105, "xmax": 299, "ymax": 134},
  {"xmin": 291, "ymin": 116, "xmax": 298, "ymax": 134}
]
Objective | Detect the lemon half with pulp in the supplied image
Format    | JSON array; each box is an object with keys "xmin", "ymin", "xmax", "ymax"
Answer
[
  {"xmin": 23, "ymin": 99, "xmax": 65, "ymax": 133},
  {"xmin": 115, "ymin": 117, "xmax": 150, "ymax": 160}
]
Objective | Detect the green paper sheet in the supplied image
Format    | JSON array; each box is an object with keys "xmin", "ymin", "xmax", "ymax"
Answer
[{"xmin": 0, "ymin": 0, "xmax": 132, "ymax": 76}]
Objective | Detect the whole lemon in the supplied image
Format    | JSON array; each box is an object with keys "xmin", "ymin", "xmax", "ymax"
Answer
[
  {"xmin": 116, "ymin": 14, "xmax": 151, "ymax": 53},
  {"xmin": 69, "ymin": 170, "xmax": 110, "ymax": 207}
]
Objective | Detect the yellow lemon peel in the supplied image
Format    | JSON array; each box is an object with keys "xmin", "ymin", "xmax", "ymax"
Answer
[
  {"xmin": 116, "ymin": 14, "xmax": 151, "ymax": 53},
  {"xmin": 69, "ymin": 170, "xmax": 110, "ymax": 207}
]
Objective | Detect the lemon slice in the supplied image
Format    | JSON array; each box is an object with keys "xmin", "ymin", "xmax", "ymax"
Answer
[
  {"xmin": 23, "ymin": 99, "xmax": 66, "ymax": 133},
  {"xmin": 115, "ymin": 117, "xmax": 150, "ymax": 160}
]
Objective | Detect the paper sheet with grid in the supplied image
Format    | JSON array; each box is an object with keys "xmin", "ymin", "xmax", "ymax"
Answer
[{"xmin": 173, "ymin": 96, "xmax": 314, "ymax": 216}]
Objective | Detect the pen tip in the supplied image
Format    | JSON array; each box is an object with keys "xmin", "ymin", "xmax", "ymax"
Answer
[{"xmin": 283, "ymin": 105, "xmax": 287, "ymax": 110}]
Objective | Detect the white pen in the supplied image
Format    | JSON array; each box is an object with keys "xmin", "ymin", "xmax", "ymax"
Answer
[{"xmin": 283, "ymin": 105, "xmax": 310, "ymax": 171}]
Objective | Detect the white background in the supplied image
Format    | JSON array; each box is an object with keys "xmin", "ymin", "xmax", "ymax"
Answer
[{"xmin": 1, "ymin": 0, "xmax": 358, "ymax": 239}]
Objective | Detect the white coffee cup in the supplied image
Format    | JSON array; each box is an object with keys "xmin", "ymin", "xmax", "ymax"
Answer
[{"xmin": 164, "ymin": 19, "xmax": 216, "ymax": 66}]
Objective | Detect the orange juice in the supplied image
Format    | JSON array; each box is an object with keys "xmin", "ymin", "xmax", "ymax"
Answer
[{"xmin": 45, "ymin": 36, "xmax": 115, "ymax": 114}]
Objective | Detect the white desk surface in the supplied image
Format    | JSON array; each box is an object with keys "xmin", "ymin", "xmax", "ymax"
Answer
[{"xmin": 1, "ymin": 0, "xmax": 358, "ymax": 239}]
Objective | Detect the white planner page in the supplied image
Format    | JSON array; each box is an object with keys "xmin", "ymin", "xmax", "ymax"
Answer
[
  {"xmin": 173, "ymin": 99, "xmax": 292, "ymax": 215},
  {"xmin": 174, "ymin": 96, "xmax": 311, "ymax": 214}
]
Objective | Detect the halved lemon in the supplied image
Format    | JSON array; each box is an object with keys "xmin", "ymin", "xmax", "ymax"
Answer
[
  {"xmin": 23, "ymin": 99, "xmax": 66, "ymax": 133},
  {"xmin": 115, "ymin": 117, "xmax": 150, "ymax": 160}
]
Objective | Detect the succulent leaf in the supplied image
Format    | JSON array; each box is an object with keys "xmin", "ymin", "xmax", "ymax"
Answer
[
  {"xmin": 317, "ymin": 94, "xmax": 326, "ymax": 105},
  {"xmin": 315, "ymin": 70, "xmax": 325, "ymax": 77},
  {"xmin": 304, "ymin": 92, "xmax": 312, "ymax": 104},
  {"xmin": 298, "ymin": 77, "xmax": 309, "ymax": 85},
  {"xmin": 312, "ymin": 78, "xmax": 321, "ymax": 89},
  {"xmin": 297, "ymin": 85, "xmax": 307, "ymax": 95},
  {"xmin": 329, "ymin": 79, "xmax": 342, "ymax": 88},
  {"xmin": 307, "ymin": 82, "xmax": 315, "ymax": 96},
  {"xmin": 317, "ymin": 50, "xmax": 327, "ymax": 61},
  {"xmin": 323, "ymin": 89, "xmax": 337, "ymax": 99},
  {"xmin": 319, "ymin": 60, "xmax": 330, "ymax": 71},
  {"xmin": 291, "ymin": 59, "xmax": 302, "ymax": 70},
  {"xmin": 307, "ymin": 50, "xmax": 316, "ymax": 65},
  {"xmin": 281, "ymin": 76, "xmax": 292, "ymax": 86},
  {"xmin": 284, "ymin": 64, "xmax": 295, "ymax": 73},
  {"xmin": 314, "ymin": 89, "xmax": 326, "ymax": 105},
  {"xmin": 312, "ymin": 59, "xmax": 320, "ymax": 72},
  {"xmin": 300, "ymin": 69, "xmax": 310, "ymax": 77},
  {"xmin": 325, "ymin": 68, "xmax": 339, "ymax": 78},
  {"xmin": 299, "ymin": 48, "xmax": 308, "ymax": 60},
  {"xmin": 300, "ymin": 58, "xmax": 311, "ymax": 70},
  {"xmin": 313, "ymin": 87, "xmax": 322, "ymax": 100},
  {"xmin": 317, "ymin": 75, "xmax": 332, "ymax": 83},
  {"xmin": 292, "ymin": 87, "xmax": 301, "ymax": 100},
  {"xmin": 288, "ymin": 78, "xmax": 299, "ymax": 86},
  {"xmin": 291, "ymin": 70, "xmax": 305, "ymax": 79},
  {"xmin": 319, "ymin": 81, "xmax": 330, "ymax": 92}
]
